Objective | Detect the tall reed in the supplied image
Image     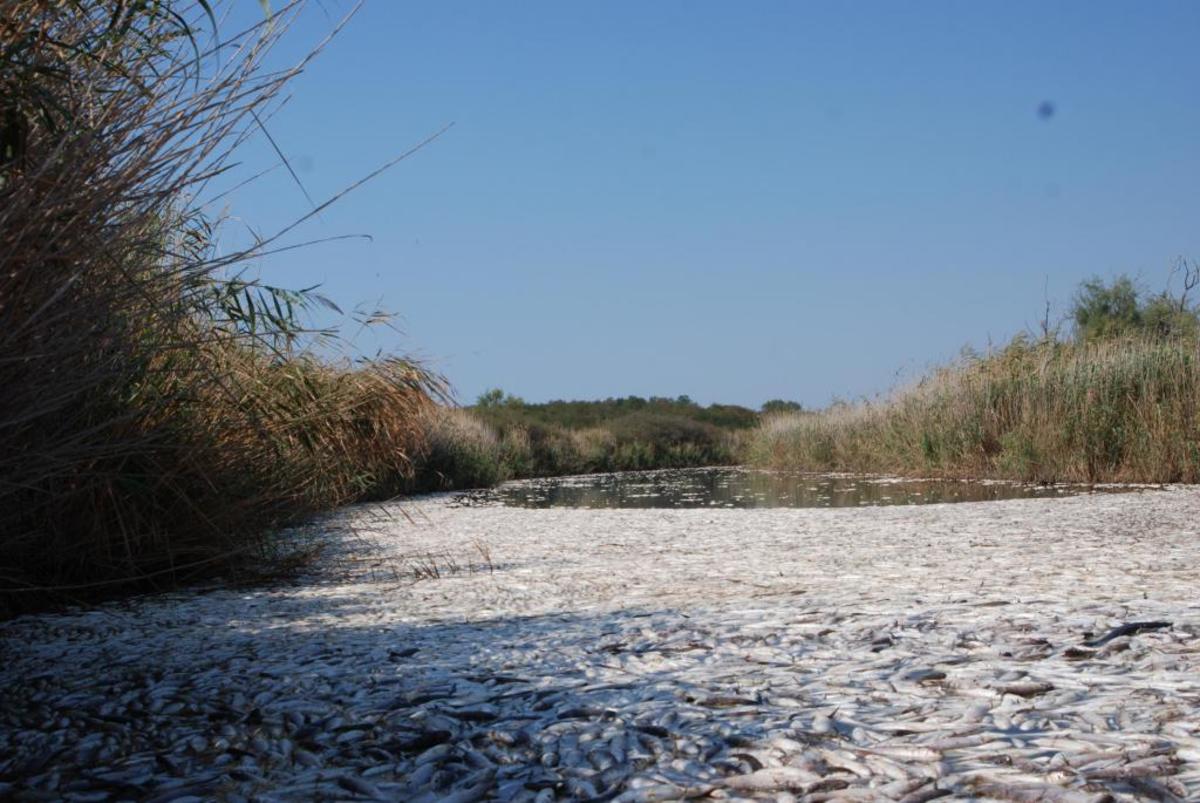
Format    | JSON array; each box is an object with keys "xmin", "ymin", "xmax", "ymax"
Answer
[
  {"xmin": 747, "ymin": 336, "xmax": 1200, "ymax": 484},
  {"xmin": 409, "ymin": 407, "xmax": 741, "ymax": 491},
  {"xmin": 0, "ymin": 2, "xmax": 441, "ymax": 613}
]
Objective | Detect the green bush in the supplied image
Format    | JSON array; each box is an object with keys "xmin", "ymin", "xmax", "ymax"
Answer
[{"xmin": 1073, "ymin": 273, "xmax": 1200, "ymax": 343}]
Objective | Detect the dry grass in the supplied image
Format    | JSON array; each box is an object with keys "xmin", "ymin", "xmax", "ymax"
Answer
[
  {"xmin": 408, "ymin": 406, "xmax": 742, "ymax": 491},
  {"xmin": 409, "ymin": 407, "xmax": 509, "ymax": 490},
  {"xmin": 747, "ymin": 335, "xmax": 1200, "ymax": 484},
  {"xmin": 0, "ymin": 2, "xmax": 442, "ymax": 613}
]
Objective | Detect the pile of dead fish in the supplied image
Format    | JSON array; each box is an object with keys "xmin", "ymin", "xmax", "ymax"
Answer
[{"xmin": 3, "ymin": 592, "xmax": 1198, "ymax": 801}]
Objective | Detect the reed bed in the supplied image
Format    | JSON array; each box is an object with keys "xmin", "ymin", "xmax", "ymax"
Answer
[
  {"xmin": 747, "ymin": 335, "xmax": 1200, "ymax": 484},
  {"xmin": 0, "ymin": 2, "xmax": 441, "ymax": 614},
  {"xmin": 409, "ymin": 407, "xmax": 741, "ymax": 491}
]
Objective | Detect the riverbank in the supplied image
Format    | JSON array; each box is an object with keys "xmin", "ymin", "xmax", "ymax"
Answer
[
  {"xmin": 4, "ymin": 485, "xmax": 1198, "ymax": 800},
  {"xmin": 406, "ymin": 399, "xmax": 750, "ymax": 493},
  {"xmin": 747, "ymin": 336, "xmax": 1200, "ymax": 485}
]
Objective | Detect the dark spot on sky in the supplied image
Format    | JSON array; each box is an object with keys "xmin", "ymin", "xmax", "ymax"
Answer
[{"xmin": 1037, "ymin": 101, "xmax": 1056, "ymax": 120}]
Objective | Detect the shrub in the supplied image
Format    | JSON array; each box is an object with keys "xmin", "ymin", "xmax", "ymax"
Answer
[
  {"xmin": 1072, "ymin": 273, "xmax": 1200, "ymax": 343},
  {"xmin": 605, "ymin": 413, "xmax": 733, "ymax": 468},
  {"xmin": 410, "ymin": 408, "xmax": 508, "ymax": 491}
]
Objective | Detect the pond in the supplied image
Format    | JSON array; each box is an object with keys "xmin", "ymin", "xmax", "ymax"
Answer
[{"xmin": 460, "ymin": 467, "xmax": 1137, "ymax": 509}]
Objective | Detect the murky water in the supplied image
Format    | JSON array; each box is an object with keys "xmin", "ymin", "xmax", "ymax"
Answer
[{"xmin": 463, "ymin": 467, "xmax": 1136, "ymax": 509}]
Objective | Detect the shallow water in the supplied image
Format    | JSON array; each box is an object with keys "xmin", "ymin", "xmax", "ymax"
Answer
[{"xmin": 465, "ymin": 467, "xmax": 1135, "ymax": 509}]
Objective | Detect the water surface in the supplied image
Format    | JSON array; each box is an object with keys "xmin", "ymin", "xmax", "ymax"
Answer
[{"xmin": 463, "ymin": 467, "xmax": 1136, "ymax": 509}]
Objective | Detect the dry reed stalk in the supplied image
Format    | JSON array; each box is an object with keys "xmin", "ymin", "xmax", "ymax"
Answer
[
  {"xmin": 748, "ymin": 336, "xmax": 1200, "ymax": 484},
  {"xmin": 0, "ymin": 2, "xmax": 444, "ymax": 614}
]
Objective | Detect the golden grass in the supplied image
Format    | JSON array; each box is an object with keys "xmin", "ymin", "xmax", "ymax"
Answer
[
  {"xmin": 747, "ymin": 335, "xmax": 1200, "ymax": 484},
  {"xmin": 408, "ymin": 406, "xmax": 742, "ymax": 491},
  {"xmin": 0, "ymin": 2, "xmax": 443, "ymax": 613}
]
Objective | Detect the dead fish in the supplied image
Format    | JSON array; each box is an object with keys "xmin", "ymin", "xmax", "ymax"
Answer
[
  {"xmin": 415, "ymin": 742, "xmax": 455, "ymax": 766},
  {"xmin": 818, "ymin": 748, "xmax": 873, "ymax": 778},
  {"xmin": 897, "ymin": 787, "xmax": 953, "ymax": 803},
  {"xmin": 612, "ymin": 783, "xmax": 714, "ymax": 802},
  {"xmin": 722, "ymin": 767, "xmax": 820, "ymax": 792},
  {"xmin": 970, "ymin": 780, "xmax": 1115, "ymax": 803},
  {"xmin": 916, "ymin": 733, "xmax": 996, "ymax": 750},
  {"xmin": 805, "ymin": 789, "xmax": 890, "ymax": 802},
  {"xmin": 769, "ymin": 736, "xmax": 808, "ymax": 755},
  {"xmin": 393, "ymin": 729, "xmax": 453, "ymax": 753},
  {"xmin": 860, "ymin": 753, "xmax": 916, "ymax": 782},
  {"xmin": 292, "ymin": 748, "xmax": 321, "ymax": 768},
  {"xmin": 443, "ymin": 706, "xmax": 498, "ymax": 722},
  {"xmin": 863, "ymin": 745, "xmax": 942, "ymax": 763},
  {"xmin": 483, "ymin": 729, "xmax": 517, "ymax": 747},
  {"xmin": 696, "ymin": 695, "xmax": 759, "ymax": 708},
  {"xmin": 1083, "ymin": 755, "xmax": 1177, "ymax": 781},
  {"xmin": 413, "ymin": 768, "xmax": 495, "ymax": 803},
  {"xmin": 564, "ymin": 777, "xmax": 599, "ymax": 798},
  {"xmin": 995, "ymin": 681, "xmax": 1055, "ymax": 698},
  {"xmin": 1128, "ymin": 776, "xmax": 1189, "ymax": 802},
  {"xmin": 336, "ymin": 775, "xmax": 385, "ymax": 800}
]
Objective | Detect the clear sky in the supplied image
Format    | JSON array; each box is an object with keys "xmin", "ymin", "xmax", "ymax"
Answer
[{"xmin": 221, "ymin": 1, "xmax": 1200, "ymax": 408}]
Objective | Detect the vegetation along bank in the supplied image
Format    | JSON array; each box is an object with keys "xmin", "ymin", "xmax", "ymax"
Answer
[{"xmin": 747, "ymin": 271, "xmax": 1200, "ymax": 485}]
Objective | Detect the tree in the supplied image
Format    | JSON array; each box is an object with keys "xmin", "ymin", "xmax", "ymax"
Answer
[
  {"xmin": 761, "ymin": 399, "xmax": 804, "ymax": 414},
  {"xmin": 1072, "ymin": 276, "xmax": 1142, "ymax": 341},
  {"xmin": 475, "ymin": 388, "xmax": 524, "ymax": 408},
  {"xmin": 1070, "ymin": 273, "xmax": 1200, "ymax": 342},
  {"xmin": 1141, "ymin": 293, "xmax": 1200, "ymax": 341}
]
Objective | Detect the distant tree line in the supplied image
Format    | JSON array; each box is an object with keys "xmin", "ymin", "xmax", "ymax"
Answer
[{"xmin": 472, "ymin": 391, "xmax": 805, "ymax": 429}]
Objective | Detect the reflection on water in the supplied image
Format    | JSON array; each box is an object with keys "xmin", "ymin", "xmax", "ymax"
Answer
[{"xmin": 462, "ymin": 468, "xmax": 1136, "ymax": 510}]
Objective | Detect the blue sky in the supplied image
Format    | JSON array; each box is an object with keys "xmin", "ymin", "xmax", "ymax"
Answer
[{"xmin": 221, "ymin": 1, "xmax": 1200, "ymax": 407}]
